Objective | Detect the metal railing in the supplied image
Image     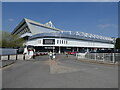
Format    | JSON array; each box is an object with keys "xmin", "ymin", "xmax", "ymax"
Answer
[{"xmin": 77, "ymin": 53, "xmax": 120, "ymax": 63}]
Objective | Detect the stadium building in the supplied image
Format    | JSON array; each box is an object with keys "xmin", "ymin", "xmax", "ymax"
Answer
[{"xmin": 11, "ymin": 18, "xmax": 115, "ymax": 53}]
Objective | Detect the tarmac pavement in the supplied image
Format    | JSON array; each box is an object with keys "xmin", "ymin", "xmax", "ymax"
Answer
[{"xmin": 2, "ymin": 54, "xmax": 118, "ymax": 88}]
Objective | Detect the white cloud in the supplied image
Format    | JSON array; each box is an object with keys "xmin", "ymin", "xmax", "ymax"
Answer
[
  {"xmin": 98, "ymin": 24, "xmax": 117, "ymax": 29},
  {"xmin": 8, "ymin": 18, "xmax": 14, "ymax": 22}
]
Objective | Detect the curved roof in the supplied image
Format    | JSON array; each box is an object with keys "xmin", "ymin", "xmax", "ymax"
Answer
[{"xmin": 29, "ymin": 31, "xmax": 115, "ymax": 44}]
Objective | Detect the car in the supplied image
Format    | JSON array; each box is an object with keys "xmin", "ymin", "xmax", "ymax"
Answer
[
  {"xmin": 75, "ymin": 51, "xmax": 88, "ymax": 56},
  {"xmin": 35, "ymin": 52, "xmax": 48, "ymax": 56},
  {"xmin": 67, "ymin": 51, "xmax": 76, "ymax": 55}
]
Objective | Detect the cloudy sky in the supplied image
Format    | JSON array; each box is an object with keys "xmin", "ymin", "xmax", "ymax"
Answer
[{"xmin": 2, "ymin": 2, "xmax": 118, "ymax": 37}]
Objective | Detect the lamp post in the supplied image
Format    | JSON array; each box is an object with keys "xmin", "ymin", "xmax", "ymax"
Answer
[
  {"xmin": 53, "ymin": 46, "xmax": 54, "ymax": 54},
  {"xmin": 58, "ymin": 31, "xmax": 61, "ymax": 54},
  {"xmin": 112, "ymin": 37, "xmax": 116, "ymax": 63}
]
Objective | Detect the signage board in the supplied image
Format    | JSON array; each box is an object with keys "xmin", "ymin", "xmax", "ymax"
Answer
[{"xmin": 43, "ymin": 39, "xmax": 55, "ymax": 45}]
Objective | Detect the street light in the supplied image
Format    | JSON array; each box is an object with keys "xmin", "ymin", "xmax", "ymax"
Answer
[{"xmin": 58, "ymin": 31, "xmax": 62, "ymax": 54}]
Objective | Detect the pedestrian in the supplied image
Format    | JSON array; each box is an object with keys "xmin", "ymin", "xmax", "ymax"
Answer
[
  {"xmin": 28, "ymin": 48, "xmax": 34, "ymax": 59},
  {"xmin": 49, "ymin": 51, "xmax": 53, "ymax": 60},
  {"xmin": 65, "ymin": 52, "xmax": 68, "ymax": 57},
  {"xmin": 33, "ymin": 48, "xmax": 36, "ymax": 59},
  {"xmin": 23, "ymin": 46, "xmax": 28, "ymax": 55},
  {"xmin": 52, "ymin": 52, "xmax": 56, "ymax": 59}
]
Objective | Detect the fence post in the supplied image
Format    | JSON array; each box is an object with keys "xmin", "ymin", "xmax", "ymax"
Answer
[
  {"xmin": 95, "ymin": 53, "xmax": 97, "ymax": 61},
  {"xmin": 103, "ymin": 53, "xmax": 104, "ymax": 62},
  {"xmin": 23, "ymin": 54, "xmax": 25, "ymax": 60},
  {"xmin": 87, "ymin": 53, "xmax": 89, "ymax": 59},
  {"xmin": 87, "ymin": 53, "xmax": 88, "ymax": 59}
]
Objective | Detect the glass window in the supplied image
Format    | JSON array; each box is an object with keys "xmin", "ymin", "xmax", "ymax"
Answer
[
  {"xmin": 62, "ymin": 40, "xmax": 63, "ymax": 44},
  {"xmin": 64, "ymin": 40, "xmax": 66, "ymax": 44},
  {"xmin": 57, "ymin": 40, "xmax": 59, "ymax": 44},
  {"xmin": 24, "ymin": 28, "xmax": 26, "ymax": 33},
  {"xmin": 66, "ymin": 41, "xmax": 67, "ymax": 44},
  {"xmin": 43, "ymin": 39, "xmax": 55, "ymax": 45},
  {"xmin": 60, "ymin": 40, "xmax": 61, "ymax": 44}
]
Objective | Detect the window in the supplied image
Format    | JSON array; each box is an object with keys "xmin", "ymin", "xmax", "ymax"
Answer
[
  {"xmin": 21, "ymin": 31, "xmax": 24, "ymax": 34},
  {"xmin": 57, "ymin": 40, "xmax": 59, "ymax": 44},
  {"xmin": 64, "ymin": 40, "xmax": 66, "ymax": 44},
  {"xmin": 24, "ymin": 28, "xmax": 26, "ymax": 33},
  {"xmin": 60, "ymin": 40, "xmax": 61, "ymax": 44},
  {"xmin": 66, "ymin": 41, "xmax": 68, "ymax": 44},
  {"xmin": 62, "ymin": 40, "xmax": 63, "ymax": 44},
  {"xmin": 25, "ymin": 27, "xmax": 28, "ymax": 32},
  {"xmin": 43, "ymin": 39, "xmax": 55, "ymax": 45}
]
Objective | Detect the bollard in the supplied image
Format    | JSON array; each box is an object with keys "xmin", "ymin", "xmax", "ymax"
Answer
[
  {"xmin": 23, "ymin": 54, "xmax": 25, "ymax": 60},
  {"xmin": 95, "ymin": 53, "xmax": 97, "ymax": 61},
  {"xmin": 0, "ymin": 55, "xmax": 1, "ymax": 60},
  {"xmin": 16, "ymin": 54, "xmax": 17, "ymax": 60},
  {"xmin": 8, "ymin": 55, "xmax": 10, "ymax": 60}
]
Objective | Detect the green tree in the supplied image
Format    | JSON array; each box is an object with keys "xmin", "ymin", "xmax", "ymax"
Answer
[
  {"xmin": 0, "ymin": 30, "xmax": 25, "ymax": 48},
  {"xmin": 115, "ymin": 38, "xmax": 120, "ymax": 49}
]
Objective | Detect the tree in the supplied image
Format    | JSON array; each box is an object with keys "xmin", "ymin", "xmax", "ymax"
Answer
[
  {"xmin": 115, "ymin": 38, "xmax": 120, "ymax": 49},
  {"xmin": 0, "ymin": 31, "xmax": 25, "ymax": 48}
]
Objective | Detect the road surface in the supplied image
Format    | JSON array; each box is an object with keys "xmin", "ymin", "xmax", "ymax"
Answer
[{"xmin": 3, "ymin": 55, "xmax": 118, "ymax": 88}]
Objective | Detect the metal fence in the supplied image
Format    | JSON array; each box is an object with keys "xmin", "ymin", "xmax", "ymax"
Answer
[{"xmin": 77, "ymin": 53, "xmax": 120, "ymax": 63}]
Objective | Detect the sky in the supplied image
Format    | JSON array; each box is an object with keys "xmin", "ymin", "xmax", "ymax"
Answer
[
  {"xmin": 2, "ymin": 2, "xmax": 118, "ymax": 38},
  {"xmin": 1, "ymin": 0, "xmax": 120, "ymax": 2}
]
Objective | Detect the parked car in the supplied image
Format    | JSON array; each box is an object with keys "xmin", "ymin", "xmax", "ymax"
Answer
[
  {"xmin": 67, "ymin": 51, "xmax": 76, "ymax": 55},
  {"xmin": 75, "ymin": 51, "xmax": 87, "ymax": 56},
  {"xmin": 35, "ymin": 52, "xmax": 48, "ymax": 56}
]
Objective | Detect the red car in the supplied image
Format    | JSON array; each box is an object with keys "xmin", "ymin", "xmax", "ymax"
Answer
[
  {"xmin": 67, "ymin": 51, "xmax": 76, "ymax": 55},
  {"xmin": 35, "ymin": 52, "xmax": 48, "ymax": 56}
]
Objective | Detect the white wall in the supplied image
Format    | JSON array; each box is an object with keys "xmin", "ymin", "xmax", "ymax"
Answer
[{"xmin": 26, "ymin": 38, "xmax": 114, "ymax": 48}]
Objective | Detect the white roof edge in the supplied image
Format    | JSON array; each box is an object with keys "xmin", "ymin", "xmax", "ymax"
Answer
[
  {"xmin": 25, "ymin": 18, "xmax": 62, "ymax": 31},
  {"xmin": 11, "ymin": 18, "xmax": 26, "ymax": 34}
]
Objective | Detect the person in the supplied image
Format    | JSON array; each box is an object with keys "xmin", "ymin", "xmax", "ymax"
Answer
[
  {"xmin": 65, "ymin": 52, "xmax": 68, "ymax": 57},
  {"xmin": 28, "ymin": 48, "xmax": 34, "ymax": 59},
  {"xmin": 33, "ymin": 48, "xmax": 36, "ymax": 53},
  {"xmin": 49, "ymin": 51, "xmax": 53, "ymax": 60},
  {"xmin": 23, "ymin": 46, "xmax": 28, "ymax": 55},
  {"xmin": 33, "ymin": 48, "xmax": 36, "ymax": 59},
  {"xmin": 52, "ymin": 52, "xmax": 56, "ymax": 59}
]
